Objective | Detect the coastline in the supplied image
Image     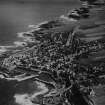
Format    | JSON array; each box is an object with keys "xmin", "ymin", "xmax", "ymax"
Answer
[{"xmin": 0, "ymin": 1, "xmax": 105, "ymax": 105}]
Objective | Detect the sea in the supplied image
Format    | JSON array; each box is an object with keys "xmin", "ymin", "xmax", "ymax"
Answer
[{"xmin": 0, "ymin": 1, "xmax": 80, "ymax": 53}]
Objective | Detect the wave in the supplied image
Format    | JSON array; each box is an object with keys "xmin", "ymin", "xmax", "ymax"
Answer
[
  {"xmin": 14, "ymin": 41, "xmax": 27, "ymax": 47},
  {"xmin": 14, "ymin": 81, "xmax": 49, "ymax": 105},
  {"xmin": 28, "ymin": 21, "xmax": 48, "ymax": 29},
  {"xmin": 18, "ymin": 32, "xmax": 35, "ymax": 42},
  {"xmin": 0, "ymin": 46, "xmax": 14, "ymax": 54},
  {"xmin": 0, "ymin": 33, "xmax": 34, "ymax": 55},
  {"xmin": 0, "ymin": 48, "xmax": 7, "ymax": 53},
  {"xmin": 0, "ymin": 20, "xmax": 51, "ymax": 55},
  {"xmin": 17, "ymin": 32, "xmax": 34, "ymax": 38}
]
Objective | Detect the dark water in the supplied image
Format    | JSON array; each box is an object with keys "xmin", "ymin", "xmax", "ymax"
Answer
[
  {"xmin": 0, "ymin": 78, "xmax": 49, "ymax": 105},
  {"xmin": 0, "ymin": 2, "xmax": 79, "ymax": 46}
]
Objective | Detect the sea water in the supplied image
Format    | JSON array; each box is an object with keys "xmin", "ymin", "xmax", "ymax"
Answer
[{"xmin": 0, "ymin": 1, "xmax": 80, "ymax": 53}]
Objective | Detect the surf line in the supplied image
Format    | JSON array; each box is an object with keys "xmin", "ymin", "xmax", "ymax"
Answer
[
  {"xmin": 31, "ymin": 81, "xmax": 49, "ymax": 99},
  {"xmin": 14, "ymin": 81, "xmax": 49, "ymax": 105}
]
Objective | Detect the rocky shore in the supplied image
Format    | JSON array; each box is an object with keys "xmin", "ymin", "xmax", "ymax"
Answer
[{"xmin": 0, "ymin": 0, "xmax": 105, "ymax": 105}]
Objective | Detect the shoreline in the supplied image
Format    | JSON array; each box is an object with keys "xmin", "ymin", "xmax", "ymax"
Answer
[{"xmin": 0, "ymin": 1, "xmax": 105, "ymax": 105}]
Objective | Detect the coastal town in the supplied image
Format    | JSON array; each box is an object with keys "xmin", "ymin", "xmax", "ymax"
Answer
[{"xmin": 0, "ymin": 0, "xmax": 105, "ymax": 105}]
